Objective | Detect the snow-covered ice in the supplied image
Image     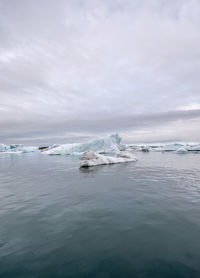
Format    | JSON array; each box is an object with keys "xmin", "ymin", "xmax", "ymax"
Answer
[{"xmin": 79, "ymin": 151, "xmax": 137, "ymax": 167}]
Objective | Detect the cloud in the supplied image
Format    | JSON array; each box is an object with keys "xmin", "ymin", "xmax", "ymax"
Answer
[
  {"xmin": 0, "ymin": 109, "xmax": 199, "ymax": 144},
  {"xmin": 0, "ymin": 0, "xmax": 200, "ymax": 143}
]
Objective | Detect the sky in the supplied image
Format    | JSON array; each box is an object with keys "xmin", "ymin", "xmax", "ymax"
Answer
[{"xmin": 0, "ymin": 0, "xmax": 200, "ymax": 145}]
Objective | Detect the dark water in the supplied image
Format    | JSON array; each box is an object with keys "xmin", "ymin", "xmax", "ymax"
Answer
[{"xmin": 0, "ymin": 152, "xmax": 200, "ymax": 278}]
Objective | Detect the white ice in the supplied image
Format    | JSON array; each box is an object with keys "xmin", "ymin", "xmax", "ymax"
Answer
[{"xmin": 79, "ymin": 151, "xmax": 137, "ymax": 167}]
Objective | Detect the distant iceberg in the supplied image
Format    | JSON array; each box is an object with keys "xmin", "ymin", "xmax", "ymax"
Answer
[
  {"xmin": 127, "ymin": 141, "xmax": 200, "ymax": 153},
  {"xmin": 176, "ymin": 147, "xmax": 188, "ymax": 154},
  {"xmin": 0, "ymin": 144, "xmax": 9, "ymax": 152},
  {"xmin": 79, "ymin": 151, "xmax": 137, "ymax": 167},
  {"xmin": 157, "ymin": 143, "xmax": 200, "ymax": 153},
  {"xmin": 187, "ymin": 145, "xmax": 200, "ymax": 152},
  {"xmin": 43, "ymin": 134, "xmax": 123, "ymax": 156},
  {"xmin": 162, "ymin": 143, "xmax": 183, "ymax": 152},
  {"xmin": 0, "ymin": 144, "xmax": 38, "ymax": 153}
]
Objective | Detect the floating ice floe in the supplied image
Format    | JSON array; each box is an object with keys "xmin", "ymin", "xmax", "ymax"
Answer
[
  {"xmin": 79, "ymin": 151, "xmax": 137, "ymax": 167},
  {"xmin": 0, "ymin": 144, "xmax": 38, "ymax": 153},
  {"xmin": 43, "ymin": 134, "xmax": 123, "ymax": 156}
]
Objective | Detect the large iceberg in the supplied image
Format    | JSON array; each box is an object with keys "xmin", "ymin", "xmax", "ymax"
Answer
[
  {"xmin": 79, "ymin": 151, "xmax": 137, "ymax": 167},
  {"xmin": 43, "ymin": 134, "xmax": 123, "ymax": 156},
  {"xmin": 0, "ymin": 144, "xmax": 38, "ymax": 153}
]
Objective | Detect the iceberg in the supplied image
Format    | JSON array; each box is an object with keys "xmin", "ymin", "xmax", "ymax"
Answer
[
  {"xmin": 187, "ymin": 145, "xmax": 200, "ymax": 152},
  {"xmin": 125, "ymin": 141, "xmax": 200, "ymax": 153},
  {"xmin": 176, "ymin": 147, "xmax": 188, "ymax": 154},
  {"xmin": 161, "ymin": 143, "xmax": 184, "ymax": 152},
  {"xmin": 0, "ymin": 144, "xmax": 38, "ymax": 153},
  {"xmin": 79, "ymin": 151, "xmax": 137, "ymax": 168},
  {"xmin": 21, "ymin": 146, "xmax": 39, "ymax": 153},
  {"xmin": 43, "ymin": 134, "xmax": 122, "ymax": 156},
  {"xmin": 0, "ymin": 144, "xmax": 9, "ymax": 152},
  {"xmin": 155, "ymin": 143, "xmax": 200, "ymax": 153},
  {"xmin": 142, "ymin": 142, "xmax": 186, "ymax": 152}
]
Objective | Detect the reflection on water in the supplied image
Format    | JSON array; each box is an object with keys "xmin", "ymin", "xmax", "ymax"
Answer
[{"xmin": 0, "ymin": 152, "xmax": 200, "ymax": 277}]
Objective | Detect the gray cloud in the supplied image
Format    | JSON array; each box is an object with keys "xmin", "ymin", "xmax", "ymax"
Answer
[
  {"xmin": 0, "ymin": 0, "xmax": 200, "ymax": 144},
  {"xmin": 1, "ymin": 109, "xmax": 199, "ymax": 145}
]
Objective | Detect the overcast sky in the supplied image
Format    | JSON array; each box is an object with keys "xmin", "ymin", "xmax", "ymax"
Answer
[{"xmin": 0, "ymin": 0, "xmax": 200, "ymax": 144}]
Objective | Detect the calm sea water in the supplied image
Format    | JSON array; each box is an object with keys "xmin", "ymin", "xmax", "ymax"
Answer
[{"xmin": 0, "ymin": 151, "xmax": 200, "ymax": 278}]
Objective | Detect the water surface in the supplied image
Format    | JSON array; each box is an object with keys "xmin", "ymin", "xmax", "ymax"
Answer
[{"xmin": 0, "ymin": 152, "xmax": 200, "ymax": 277}]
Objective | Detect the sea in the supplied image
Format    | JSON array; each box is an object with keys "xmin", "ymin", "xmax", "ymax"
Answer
[{"xmin": 0, "ymin": 151, "xmax": 200, "ymax": 278}]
